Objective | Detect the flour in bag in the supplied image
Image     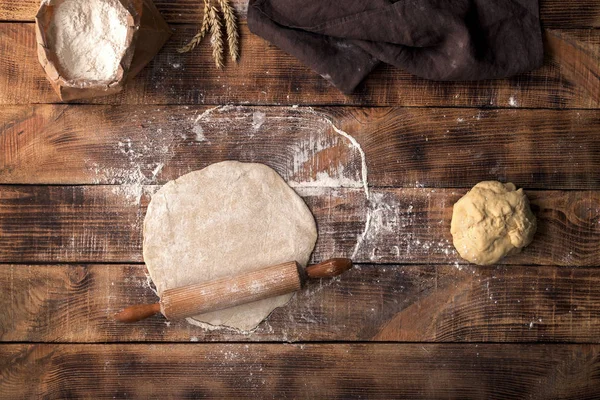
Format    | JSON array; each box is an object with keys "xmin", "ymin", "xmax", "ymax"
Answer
[{"xmin": 48, "ymin": 0, "xmax": 129, "ymax": 81}]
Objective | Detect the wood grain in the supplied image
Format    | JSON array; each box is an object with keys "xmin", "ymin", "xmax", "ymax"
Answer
[
  {"xmin": 0, "ymin": 186, "xmax": 598, "ymax": 266},
  {"xmin": 2, "ymin": 343, "xmax": 600, "ymax": 399},
  {"xmin": 2, "ymin": 105, "xmax": 600, "ymax": 189},
  {"xmin": 1, "ymin": 24, "xmax": 599, "ymax": 107},
  {"xmin": 2, "ymin": 0, "xmax": 600, "ymax": 28},
  {"xmin": 545, "ymin": 29, "xmax": 600, "ymax": 104},
  {"xmin": 1, "ymin": 263, "xmax": 600, "ymax": 343}
]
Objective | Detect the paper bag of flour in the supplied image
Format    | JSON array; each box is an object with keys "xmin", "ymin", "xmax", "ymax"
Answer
[{"xmin": 35, "ymin": 0, "xmax": 171, "ymax": 101}]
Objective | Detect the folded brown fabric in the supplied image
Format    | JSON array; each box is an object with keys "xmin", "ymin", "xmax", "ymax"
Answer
[{"xmin": 247, "ymin": 0, "xmax": 544, "ymax": 93}]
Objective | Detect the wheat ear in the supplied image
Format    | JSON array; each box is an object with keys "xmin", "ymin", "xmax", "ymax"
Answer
[
  {"xmin": 217, "ymin": 0, "xmax": 239, "ymax": 62},
  {"xmin": 177, "ymin": 0, "xmax": 210, "ymax": 53},
  {"xmin": 208, "ymin": 6, "xmax": 224, "ymax": 69}
]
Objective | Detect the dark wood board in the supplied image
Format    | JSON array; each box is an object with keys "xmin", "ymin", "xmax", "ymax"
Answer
[
  {"xmin": 2, "ymin": 0, "xmax": 600, "ymax": 28},
  {"xmin": 0, "ymin": 186, "xmax": 598, "ymax": 266},
  {"xmin": 2, "ymin": 105, "xmax": 600, "ymax": 189},
  {"xmin": 2, "ymin": 343, "xmax": 600, "ymax": 399},
  {"xmin": 2, "ymin": 263, "xmax": 600, "ymax": 343},
  {"xmin": 0, "ymin": 24, "xmax": 598, "ymax": 107},
  {"xmin": 1, "ymin": 0, "xmax": 600, "ymax": 397}
]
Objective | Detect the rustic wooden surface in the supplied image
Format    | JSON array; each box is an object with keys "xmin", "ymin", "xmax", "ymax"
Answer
[
  {"xmin": 2, "ymin": 344, "xmax": 600, "ymax": 399},
  {"xmin": 1, "ymin": 0, "xmax": 600, "ymax": 398}
]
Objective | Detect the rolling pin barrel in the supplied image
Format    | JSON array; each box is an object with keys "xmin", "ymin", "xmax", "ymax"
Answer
[{"xmin": 160, "ymin": 261, "xmax": 302, "ymax": 320}]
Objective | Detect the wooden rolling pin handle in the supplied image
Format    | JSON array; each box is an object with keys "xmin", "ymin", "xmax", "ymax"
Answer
[
  {"xmin": 114, "ymin": 302, "xmax": 161, "ymax": 323},
  {"xmin": 304, "ymin": 258, "xmax": 353, "ymax": 281}
]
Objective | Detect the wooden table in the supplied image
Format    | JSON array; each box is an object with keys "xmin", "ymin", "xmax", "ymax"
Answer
[{"xmin": 1, "ymin": 1, "xmax": 599, "ymax": 398}]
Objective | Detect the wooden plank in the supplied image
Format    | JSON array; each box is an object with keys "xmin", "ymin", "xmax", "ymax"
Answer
[
  {"xmin": 0, "ymin": 186, "xmax": 598, "ymax": 266},
  {"xmin": 2, "ymin": 105, "xmax": 600, "ymax": 189},
  {"xmin": 2, "ymin": 343, "xmax": 600, "ymax": 399},
  {"xmin": 545, "ymin": 29, "xmax": 600, "ymax": 104},
  {"xmin": 0, "ymin": 23, "xmax": 599, "ymax": 108},
  {"xmin": 2, "ymin": 0, "xmax": 599, "ymax": 28},
  {"xmin": 2, "ymin": 263, "xmax": 599, "ymax": 343}
]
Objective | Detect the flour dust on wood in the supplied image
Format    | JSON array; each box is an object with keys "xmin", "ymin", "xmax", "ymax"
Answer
[{"xmin": 190, "ymin": 105, "xmax": 368, "ymax": 192}]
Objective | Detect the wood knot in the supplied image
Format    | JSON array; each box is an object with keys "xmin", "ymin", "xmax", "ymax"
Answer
[
  {"xmin": 67, "ymin": 266, "xmax": 90, "ymax": 288},
  {"xmin": 571, "ymin": 196, "xmax": 600, "ymax": 227}
]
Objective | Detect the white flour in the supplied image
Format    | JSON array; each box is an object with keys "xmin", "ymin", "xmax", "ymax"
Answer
[{"xmin": 48, "ymin": 0, "xmax": 129, "ymax": 82}]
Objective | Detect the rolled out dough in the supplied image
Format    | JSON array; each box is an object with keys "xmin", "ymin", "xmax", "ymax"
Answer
[{"xmin": 143, "ymin": 161, "xmax": 317, "ymax": 331}]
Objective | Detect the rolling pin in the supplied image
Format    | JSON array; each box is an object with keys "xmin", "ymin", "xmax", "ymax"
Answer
[{"xmin": 114, "ymin": 258, "xmax": 352, "ymax": 323}]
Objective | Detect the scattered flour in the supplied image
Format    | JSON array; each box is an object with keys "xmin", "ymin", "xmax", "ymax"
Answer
[
  {"xmin": 192, "ymin": 124, "xmax": 207, "ymax": 142},
  {"xmin": 319, "ymin": 113, "xmax": 369, "ymax": 198},
  {"xmin": 288, "ymin": 170, "xmax": 363, "ymax": 189},
  {"xmin": 352, "ymin": 189, "xmax": 458, "ymax": 262},
  {"xmin": 295, "ymin": 108, "xmax": 371, "ymax": 259},
  {"xmin": 86, "ymin": 129, "xmax": 171, "ymax": 205},
  {"xmin": 252, "ymin": 111, "xmax": 266, "ymax": 131},
  {"xmin": 143, "ymin": 272, "xmax": 158, "ymax": 296},
  {"xmin": 151, "ymin": 163, "xmax": 164, "ymax": 179},
  {"xmin": 48, "ymin": 0, "xmax": 130, "ymax": 82},
  {"xmin": 287, "ymin": 130, "xmax": 363, "ymax": 189},
  {"xmin": 191, "ymin": 106, "xmax": 367, "ymax": 192}
]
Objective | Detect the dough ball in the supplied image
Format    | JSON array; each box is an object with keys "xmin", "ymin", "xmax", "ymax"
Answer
[
  {"xmin": 450, "ymin": 181, "xmax": 536, "ymax": 265},
  {"xmin": 143, "ymin": 161, "xmax": 317, "ymax": 331}
]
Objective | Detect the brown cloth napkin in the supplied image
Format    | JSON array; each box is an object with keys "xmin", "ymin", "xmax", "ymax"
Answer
[{"xmin": 247, "ymin": 0, "xmax": 543, "ymax": 93}]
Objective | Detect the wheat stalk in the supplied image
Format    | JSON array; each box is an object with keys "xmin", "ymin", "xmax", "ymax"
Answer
[
  {"xmin": 177, "ymin": 0, "xmax": 210, "ymax": 53},
  {"xmin": 208, "ymin": 5, "xmax": 224, "ymax": 69},
  {"xmin": 177, "ymin": 0, "xmax": 239, "ymax": 68},
  {"xmin": 217, "ymin": 0, "xmax": 239, "ymax": 62}
]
